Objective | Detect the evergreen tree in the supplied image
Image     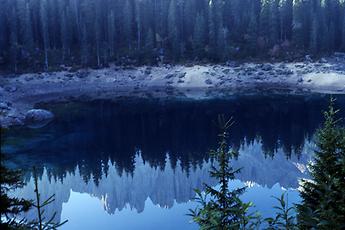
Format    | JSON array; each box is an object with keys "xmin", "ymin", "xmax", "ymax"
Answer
[
  {"xmin": 21, "ymin": 1, "xmax": 34, "ymax": 55},
  {"xmin": 247, "ymin": 3, "xmax": 259, "ymax": 54},
  {"xmin": 281, "ymin": 0, "xmax": 293, "ymax": 41},
  {"xmin": 298, "ymin": 99, "xmax": 345, "ymax": 229},
  {"xmin": 0, "ymin": 0, "xmax": 345, "ymax": 70},
  {"xmin": 123, "ymin": 0, "xmax": 133, "ymax": 51},
  {"xmin": 270, "ymin": 0, "xmax": 281, "ymax": 45},
  {"xmin": 342, "ymin": 10, "xmax": 345, "ymax": 50},
  {"xmin": 193, "ymin": 12, "xmax": 206, "ymax": 58},
  {"xmin": 107, "ymin": 10, "xmax": 116, "ymax": 59},
  {"xmin": 208, "ymin": 0, "xmax": 216, "ymax": 59},
  {"xmin": 94, "ymin": 1, "xmax": 101, "ymax": 67},
  {"xmin": 80, "ymin": 21, "xmax": 89, "ymax": 66},
  {"xmin": 144, "ymin": 28, "xmax": 155, "ymax": 60},
  {"xmin": 60, "ymin": 8, "xmax": 71, "ymax": 62},
  {"xmin": 0, "ymin": 2, "xmax": 6, "ymax": 59},
  {"xmin": 9, "ymin": 4, "xmax": 18, "ymax": 72},
  {"xmin": 168, "ymin": 0, "xmax": 179, "ymax": 59},
  {"xmin": 260, "ymin": 0, "xmax": 271, "ymax": 47},
  {"xmin": 189, "ymin": 117, "xmax": 253, "ymax": 229},
  {"xmin": 309, "ymin": 14, "xmax": 319, "ymax": 53},
  {"xmin": 40, "ymin": 0, "xmax": 49, "ymax": 70},
  {"xmin": 0, "ymin": 154, "xmax": 32, "ymax": 229}
]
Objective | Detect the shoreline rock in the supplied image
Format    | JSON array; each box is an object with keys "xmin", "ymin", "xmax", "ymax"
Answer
[
  {"xmin": 1, "ymin": 56, "xmax": 344, "ymax": 128},
  {"xmin": 24, "ymin": 109, "xmax": 54, "ymax": 129}
]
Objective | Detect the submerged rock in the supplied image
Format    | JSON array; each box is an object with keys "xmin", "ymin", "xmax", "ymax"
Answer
[{"xmin": 25, "ymin": 109, "xmax": 54, "ymax": 128}]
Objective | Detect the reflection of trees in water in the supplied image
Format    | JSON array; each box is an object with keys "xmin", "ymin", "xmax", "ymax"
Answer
[{"xmin": 5, "ymin": 95, "xmax": 345, "ymax": 185}]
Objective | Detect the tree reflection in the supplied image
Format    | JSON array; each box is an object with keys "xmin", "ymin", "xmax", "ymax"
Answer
[{"xmin": 3, "ymin": 95, "xmax": 345, "ymax": 187}]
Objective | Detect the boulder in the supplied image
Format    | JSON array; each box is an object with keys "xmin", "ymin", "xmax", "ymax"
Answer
[
  {"xmin": 282, "ymin": 69, "xmax": 294, "ymax": 75},
  {"xmin": 222, "ymin": 69, "xmax": 231, "ymax": 74},
  {"xmin": 177, "ymin": 72, "xmax": 186, "ymax": 79},
  {"xmin": 76, "ymin": 71, "xmax": 88, "ymax": 78},
  {"xmin": 144, "ymin": 67, "xmax": 152, "ymax": 75},
  {"xmin": 165, "ymin": 74, "xmax": 174, "ymax": 79},
  {"xmin": 25, "ymin": 109, "xmax": 54, "ymax": 128},
  {"xmin": 0, "ymin": 102, "xmax": 10, "ymax": 110},
  {"xmin": 319, "ymin": 58, "xmax": 328, "ymax": 63},
  {"xmin": 205, "ymin": 79, "xmax": 213, "ymax": 85},
  {"xmin": 262, "ymin": 64, "xmax": 273, "ymax": 71},
  {"xmin": 4, "ymin": 86, "xmax": 17, "ymax": 93},
  {"xmin": 25, "ymin": 75, "xmax": 34, "ymax": 81}
]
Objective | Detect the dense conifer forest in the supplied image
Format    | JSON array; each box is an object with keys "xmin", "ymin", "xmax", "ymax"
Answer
[{"xmin": 0, "ymin": 0, "xmax": 345, "ymax": 72}]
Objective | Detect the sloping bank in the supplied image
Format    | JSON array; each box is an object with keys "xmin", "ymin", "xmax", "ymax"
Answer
[{"xmin": 1, "ymin": 55, "xmax": 345, "ymax": 128}]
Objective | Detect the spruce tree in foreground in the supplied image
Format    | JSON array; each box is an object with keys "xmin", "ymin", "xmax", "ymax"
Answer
[
  {"xmin": 0, "ymin": 153, "xmax": 32, "ymax": 229},
  {"xmin": 1, "ymin": 129, "xmax": 68, "ymax": 229},
  {"xmin": 189, "ymin": 116, "xmax": 255, "ymax": 229},
  {"xmin": 297, "ymin": 98, "xmax": 345, "ymax": 229},
  {"xmin": 0, "ymin": 128, "xmax": 31, "ymax": 229}
]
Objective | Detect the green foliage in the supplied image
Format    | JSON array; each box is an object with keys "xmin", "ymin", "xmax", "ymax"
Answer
[
  {"xmin": 189, "ymin": 116, "xmax": 256, "ymax": 229},
  {"xmin": 0, "ymin": 154, "xmax": 32, "ymax": 229},
  {"xmin": 265, "ymin": 193, "xmax": 297, "ymax": 230},
  {"xmin": 297, "ymin": 98, "xmax": 345, "ymax": 229},
  {"xmin": 25, "ymin": 167, "xmax": 68, "ymax": 230},
  {"xmin": 1, "ymin": 0, "xmax": 345, "ymax": 70},
  {"xmin": 1, "ymin": 128, "xmax": 32, "ymax": 229},
  {"xmin": 189, "ymin": 101, "xmax": 345, "ymax": 229},
  {"xmin": 1, "ymin": 129, "xmax": 67, "ymax": 229}
]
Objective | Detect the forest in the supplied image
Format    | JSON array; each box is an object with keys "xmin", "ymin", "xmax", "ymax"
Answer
[{"xmin": 0, "ymin": 0, "xmax": 345, "ymax": 72}]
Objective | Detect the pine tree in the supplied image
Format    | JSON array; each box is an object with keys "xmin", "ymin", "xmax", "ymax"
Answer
[
  {"xmin": 341, "ymin": 9, "xmax": 345, "ymax": 52},
  {"xmin": 309, "ymin": 15, "xmax": 318, "ymax": 53},
  {"xmin": 214, "ymin": 0, "xmax": 225, "ymax": 60},
  {"xmin": 193, "ymin": 12, "xmax": 206, "ymax": 58},
  {"xmin": 270, "ymin": 0, "xmax": 281, "ymax": 45},
  {"xmin": 208, "ymin": 0, "xmax": 216, "ymax": 59},
  {"xmin": 21, "ymin": 1, "xmax": 34, "ymax": 55},
  {"xmin": 40, "ymin": 0, "xmax": 49, "ymax": 70},
  {"xmin": 281, "ymin": 0, "xmax": 293, "ymax": 41},
  {"xmin": 61, "ymin": 8, "xmax": 71, "ymax": 62},
  {"xmin": 80, "ymin": 21, "xmax": 89, "ymax": 66},
  {"xmin": 107, "ymin": 10, "xmax": 116, "ymax": 59},
  {"xmin": 298, "ymin": 99, "xmax": 345, "ymax": 228},
  {"xmin": 0, "ymin": 2, "xmax": 6, "ymax": 58},
  {"xmin": 168, "ymin": 0, "xmax": 179, "ymax": 59},
  {"xmin": 9, "ymin": 4, "xmax": 18, "ymax": 72},
  {"xmin": 135, "ymin": 1, "xmax": 142, "ymax": 50},
  {"xmin": 247, "ymin": 3, "xmax": 259, "ymax": 54},
  {"xmin": 144, "ymin": 28, "xmax": 155, "ymax": 60},
  {"xmin": 189, "ymin": 116, "xmax": 253, "ymax": 229},
  {"xmin": 0, "ymin": 154, "xmax": 31, "ymax": 229},
  {"xmin": 260, "ymin": 0, "xmax": 271, "ymax": 47},
  {"xmin": 123, "ymin": 0, "xmax": 133, "ymax": 51},
  {"xmin": 1, "ymin": 0, "xmax": 345, "ymax": 70}
]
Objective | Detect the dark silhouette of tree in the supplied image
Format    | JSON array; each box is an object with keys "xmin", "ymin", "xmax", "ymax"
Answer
[
  {"xmin": 0, "ymin": 0, "xmax": 345, "ymax": 71},
  {"xmin": 297, "ymin": 98, "xmax": 345, "ymax": 228},
  {"xmin": 189, "ymin": 116, "xmax": 254, "ymax": 229}
]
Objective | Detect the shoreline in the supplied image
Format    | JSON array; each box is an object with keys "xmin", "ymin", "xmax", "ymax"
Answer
[{"xmin": 1, "ymin": 57, "xmax": 345, "ymax": 128}]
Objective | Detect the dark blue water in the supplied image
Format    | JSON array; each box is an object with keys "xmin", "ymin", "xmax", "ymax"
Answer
[{"xmin": 3, "ymin": 94, "xmax": 345, "ymax": 230}]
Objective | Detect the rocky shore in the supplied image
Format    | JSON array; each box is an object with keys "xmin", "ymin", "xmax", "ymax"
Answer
[{"xmin": 1, "ymin": 54, "xmax": 345, "ymax": 128}]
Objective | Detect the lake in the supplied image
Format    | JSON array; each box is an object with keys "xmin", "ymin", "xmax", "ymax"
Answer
[{"xmin": 2, "ymin": 94, "xmax": 345, "ymax": 230}]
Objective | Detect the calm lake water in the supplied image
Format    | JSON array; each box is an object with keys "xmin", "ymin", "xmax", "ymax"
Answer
[{"xmin": 3, "ymin": 94, "xmax": 345, "ymax": 230}]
